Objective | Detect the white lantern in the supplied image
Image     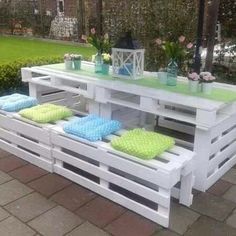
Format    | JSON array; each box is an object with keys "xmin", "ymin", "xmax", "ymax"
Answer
[{"xmin": 112, "ymin": 48, "xmax": 145, "ymax": 80}]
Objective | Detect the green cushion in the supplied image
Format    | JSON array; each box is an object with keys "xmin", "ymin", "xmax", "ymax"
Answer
[
  {"xmin": 19, "ymin": 104, "xmax": 73, "ymax": 123},
  {"xmin": 111, "ymin": 129, "xmax": 175, "ymax": 160}
]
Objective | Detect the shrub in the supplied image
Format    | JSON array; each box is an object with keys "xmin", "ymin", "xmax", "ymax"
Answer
[{"xmin": 0, "ymin": 56, "xmax": 63, "ymax": 93}]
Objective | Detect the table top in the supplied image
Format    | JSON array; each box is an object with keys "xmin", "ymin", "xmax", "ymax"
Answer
[{"xmin": 26, "ymin": 62, "xmax": 236, "ymax": 111}]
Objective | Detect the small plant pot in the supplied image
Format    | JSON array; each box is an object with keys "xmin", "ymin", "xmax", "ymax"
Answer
[
  {"xmin": 74, "ymin": 60, "xmax": 81, "ymax": 70},
  {"xmin": 202, "ymin": 82, "xmax": 213, "ymax": 95},
  {"xmin": 102, "ymin": 64, "xmax": 110, "ymax": 75},
  {"xmin": 188, "ymin": 80, "xmax": 199, "ymax": 93},
  {"xmin": 157, "ymin": 72, "xmax": 167, "ymax": 85},
  {"xmin": 64, "ymin": 59, "xmax": 73, "ymax": 70}
]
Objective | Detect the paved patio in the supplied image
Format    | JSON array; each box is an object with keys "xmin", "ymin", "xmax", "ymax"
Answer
[{"xmin": 0, "ymin": 148, "xmax": 236, "ymax": 236}]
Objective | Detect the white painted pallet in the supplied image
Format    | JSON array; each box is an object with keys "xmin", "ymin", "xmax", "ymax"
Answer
[
  {"xmin": 21, "ymin": 62, "xmax": 236, "ymax": 191},
  {"xmin": 51, "ymin": 120, "xmax": 195, "ymax": 227},
  {"xmin": 0, "ymin": 110, "xmax": 55, "ymax": 172}
]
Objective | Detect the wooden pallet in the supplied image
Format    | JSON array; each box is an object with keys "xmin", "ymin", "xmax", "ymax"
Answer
[
  {"xmin": 51, "ymin": 120, "xmax": 194, "ymax": 227},
  {"xmin": 0, "ymin": 110, "xmax": 54, "ymax": 172}
]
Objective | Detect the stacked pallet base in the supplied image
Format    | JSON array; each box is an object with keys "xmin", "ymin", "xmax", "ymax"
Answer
[{"xmin": 0, "ymin": 110, "xmax": 195, "ymax": 227}]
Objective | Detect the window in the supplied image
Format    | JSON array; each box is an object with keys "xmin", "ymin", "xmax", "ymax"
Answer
[{"xmin": 59, "ymin": 0, "xmax": 64, "ymax": 13}]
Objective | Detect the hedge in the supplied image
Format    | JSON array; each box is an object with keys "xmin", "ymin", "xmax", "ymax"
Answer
[{"xmin": 0, "ymin": 56, "xmax": 63, "ymax": 93}]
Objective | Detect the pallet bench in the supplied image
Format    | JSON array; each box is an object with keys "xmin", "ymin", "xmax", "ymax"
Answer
[
  {"xmin": 0, "ymin": 110, "xmax": 54, "ymax": 172},
  {"xmin": 50, "ymin": 118, "xmax": 195, "ymax": 227}
]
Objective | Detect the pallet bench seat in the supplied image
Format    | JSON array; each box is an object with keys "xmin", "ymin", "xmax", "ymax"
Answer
[
  {"xmin": 0, "ymin": 110, "xmax": 54, "ymax": 172},
  {"xmin": 51, "ymin": 119, "xmax": 195, "ymax": 227}
]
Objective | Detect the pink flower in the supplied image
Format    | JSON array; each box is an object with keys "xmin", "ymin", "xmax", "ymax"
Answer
[
  {"xmin": 91, "ymin": 28, "xmax": 96, "ymax": 34},
  {"xmin": 202, "ymin": 74, "xmax": 216, "ymax": 82},
  {"xmin": 187, "ymin": 42, "xmax": 193, "ymax": 49},
  {"xmin": 188, "ymin": 72, "xmax": 199, "ymax": 81},
  {"xmin": 81, "ymin": 35, "xmax": 87, "ymax": 41},
  {"xmin": 155, "ymin": 38, "xmax": 162, "ymax": 45},
  {"xmin": 178, "ymin": 35, "xmax": 186, "ymax": 43}
]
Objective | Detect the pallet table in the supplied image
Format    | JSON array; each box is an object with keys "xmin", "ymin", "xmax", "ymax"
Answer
[{"xmin": 21, "ymin": 62, "xmax": 236, "ymax": 191}]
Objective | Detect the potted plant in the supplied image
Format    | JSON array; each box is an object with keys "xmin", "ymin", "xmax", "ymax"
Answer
[
  {"xmin": 64, "ymin": 53, "xmax": 73, "ymax": 70},
  {"xmin": 188, "ymin": 72, "xmax": 200, "ymax": 93},
  {"xmin": 72, "ymin": 54, "xmax": 82, "ymax": 70},
  {"xmin": 102, "ymin": 53, "xmax": 111, "ymax": 75},
  {"xmin": 82, "ymin": 29, "xmax": 111, "ymax": 73},
  {"xmin": 200, "ymin": 72, "xmax": 216, "ymax": 95},
  {"xmin": 156, "ymin": 36, "xmax": 193, "ymax": 86}
]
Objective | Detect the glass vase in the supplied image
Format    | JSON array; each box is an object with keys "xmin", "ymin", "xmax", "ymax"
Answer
[
  {"xmin": 94, "ymin": 51, "xmax": 103, "ymax": 73},
  {"xmin": 74, "ymin": 60, "xmax": 81, "ymax": 70},
  {"xmin": 167, "ymin": 59, "xmax": 178, "ymax": 86},
  {"xmin": 102, "ymin": 64, "xmax": 110, "ymax": 75}
]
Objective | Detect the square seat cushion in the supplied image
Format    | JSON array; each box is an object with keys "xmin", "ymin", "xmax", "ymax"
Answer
[
  {"xmin": 63, "ymin": 115, "xmax": 122, "ymax": 142},
  {"xmin": 111, "ymin": 129, "xmax": 175, "ymax": 160},
  {"xmin": 0, "ymin": 93, "xmax": 38, "ymax": 112},
  {"xmin": 19, "ymin": 103, "xmax": 73, "ymax": 123}
]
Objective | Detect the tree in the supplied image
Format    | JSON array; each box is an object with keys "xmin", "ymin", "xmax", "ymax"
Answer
[
  {"xmin": 77, "ymin": 0, "xmax": 86, "ymax": 40},
  {"xmin": 204, "ymin": 0, "xmax": 221, "ymax": 71}
]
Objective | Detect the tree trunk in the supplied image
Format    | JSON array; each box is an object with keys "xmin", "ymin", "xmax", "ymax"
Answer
[
  {"xmin": 77, "ymin": 0, "xmax": 85, "ymax": 40},
  {"xmin": 204, "ymin": 0, "xmax": 220, "ymax": 72},
  {"xmin": 97, "ymin": 0, "xmax": 103, "ymax": 35}
]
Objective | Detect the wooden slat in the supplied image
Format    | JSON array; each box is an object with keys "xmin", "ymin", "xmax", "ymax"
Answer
[
  {"xmin": 0, "ymin": 139, "xmax": 52, "ymax": 172},
  {"xmin": 51, "ymin": 133, "xmax": 174, "ymax": 188},
  {"xmin": 209, "ymin": 141, "xmax": 236, "ymax": 172},
  {"xmin": 54, "ymin": 165, "xmax": 170, "ymax": 227},
  {"xmin": 53, "ymin": 149, "xmax": 170, "ymax": 207},
  {"xmin": 207, "ymin": 154, "xmax": 236, "ymax": 189},
  {"xmin": 0, "ymin": 127, "xmax": 51, "ymax": 158},
  {"xmin": 210, "ymin": 128, "xmax": 236, "ymax": 155}
]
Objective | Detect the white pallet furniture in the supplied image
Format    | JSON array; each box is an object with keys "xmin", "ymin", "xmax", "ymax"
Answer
[
  {"xmin": 0, "ymin": 111, "xmax": 53, "ymax": 172},
  {"xmin": 94, "ymin": 81, "xmax": 236, "ymax": 191},
  {"xmin": 21, "ymin": 62, "xmax": 236, "ymax": 191},
  {"xmin": 50, "ymin": 120, "xmax": 194, "ymax": 227}
]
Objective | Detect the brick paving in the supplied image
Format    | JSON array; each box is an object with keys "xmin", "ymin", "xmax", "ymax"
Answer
[{"xmin": 0, "ymin": 149, "xmax": 235, "ymax": 236}]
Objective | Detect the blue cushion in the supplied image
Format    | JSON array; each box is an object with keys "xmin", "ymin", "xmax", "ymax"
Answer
[
  {"xmin": 0, "ymin": 93, "xmax": 38, "ymax": 112},
  {"xmin": 63, "ymin": 115, "xmax": 122, "ymax": 142}
]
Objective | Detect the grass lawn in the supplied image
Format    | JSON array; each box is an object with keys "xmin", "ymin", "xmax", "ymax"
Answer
[{"xmin": 0, "ymin": 36, "xmax": 95, "ymax": 63}]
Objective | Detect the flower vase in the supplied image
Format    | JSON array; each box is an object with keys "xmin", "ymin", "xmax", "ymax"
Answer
[
  {"xmin": 167, "ymin": 59, "xmax": 178, "ymax": 86},
  {"xmin": 157, "ymin": 72, "xmax": 167, "ymax": 85},
  {"xmin": 202, "ymin": 83, "xmax": 213, "ymax": 95},
  {"xmin": 102, "ymin": 64, "xmax": 110, "ymax": 75},
  {"xmin": 74, "ymin": 60, "xmax": 81, "ymax": 70},
  {"xmin": 65, "ymin": 59, "xmax": 73, "ymax": 70},
  {"xmin": 188, "ymin": 80, "xmax": 199, "ymax": 93},
  {"xmin": 94, "ymin": 52, "xmax": 103, "ymax": 73}
]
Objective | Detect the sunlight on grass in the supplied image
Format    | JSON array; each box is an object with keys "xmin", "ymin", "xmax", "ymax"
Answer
[{"xmin": 0, "ymin": 36, "xmax": 95, "ymax": 63}]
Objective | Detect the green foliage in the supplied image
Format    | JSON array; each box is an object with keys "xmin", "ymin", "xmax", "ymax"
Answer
[
  {"xmin": 219, "ymin": 0, "xmax": 236, "ymax": 38},
  {"xmin": 0, "ymin": 56, "xmax": 62, "ymax": 92},
  {"xmin": 87, "ymin": 30, "xmax": 112, "ymax": 53},
  {"xmin": 103, "ymin": 0, "xmax": 198, "ymax": 73}
]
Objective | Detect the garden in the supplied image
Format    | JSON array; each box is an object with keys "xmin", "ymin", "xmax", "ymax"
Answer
[
  {"xmin": 0, "ymin": 36, "xmax": 95, "ymax": 94},
  {"xmin": 0, "ymin": 0, "xmax": 236, "ymax": 235}
]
